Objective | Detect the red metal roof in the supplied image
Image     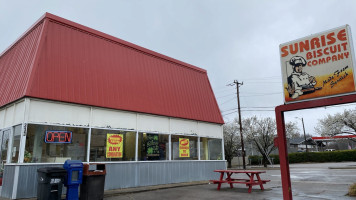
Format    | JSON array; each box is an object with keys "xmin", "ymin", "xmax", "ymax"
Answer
[{"xmin": 0, "ymin": 13, "xmax": 224, "ymax": 124}]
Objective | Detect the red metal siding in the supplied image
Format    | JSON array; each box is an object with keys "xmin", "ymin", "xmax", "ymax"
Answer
[
  {"xmin": 2, "ymin": 13, "xmax": 224, "ymax": 124},
  {"xmin": 0, "ymin": 21, "xmax": 44, "ymax": 106}
]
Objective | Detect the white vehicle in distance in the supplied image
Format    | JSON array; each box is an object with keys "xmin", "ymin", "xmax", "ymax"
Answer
[{"xmin": 325, "ymin": 149, "xmax": 336, "ymax": 152}]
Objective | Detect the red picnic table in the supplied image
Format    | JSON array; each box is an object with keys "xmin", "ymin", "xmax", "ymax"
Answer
[{"xmin": 210, "ymin": 170, "xmax": 270, "ymax": 193}]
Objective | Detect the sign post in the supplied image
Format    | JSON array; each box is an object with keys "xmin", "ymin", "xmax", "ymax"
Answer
[{"xmin": 277, "ymin": 25, "xmax": 356, "ymax": 200}]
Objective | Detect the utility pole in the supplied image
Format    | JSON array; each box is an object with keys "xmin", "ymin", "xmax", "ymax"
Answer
[
  {"xmin": 301, "ymin": 118, "xmax": 308, "ymax": 153},
  {"xmin": 234, "ymin": 80, "xmax": 246, "ymax": 169},
  {"xmin": 296, "ymin": 117, "xmax": 308, "ymax": 152}
]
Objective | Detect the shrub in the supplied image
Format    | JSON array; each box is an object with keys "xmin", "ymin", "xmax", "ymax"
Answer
[
  {"xmin": 248, "ymin": 155, "xmax": 261, "ymax": 165},
  {"xmin": 270, "ymin": 154, "xmax": 280, "ymax": 164},
  {"xmin": 288, "ymin": 150, "xmax": 356, "ymax": 163},
  {"xmin": 248, "ymin": 150, "xmax": 356, "ymax": 165},
  {"xmin": 247, "ymin": 155, "xmax": 280, "ymax": 165}
]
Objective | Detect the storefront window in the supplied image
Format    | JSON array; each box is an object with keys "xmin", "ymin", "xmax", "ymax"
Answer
[
  {"xmin": 25, "ymin": 124, "xmax": 88, "ymax": 163},
  {"xmin": 90, "ymin": 129, "xmax": 136, "ymax": 162},
  {"xmin": 171, "ymin": 135, "xmax": 198, "ymax": 160},
  {"xmin": 0, "ymin": 129, "xmax": 10, "ymax": 163},
  {"xmin": 138, "ymin": 132, "xmax": 168, "ymax": 161},
  {"xmin": 200, "ymin": 138, "xmax": 223, "ymax": 160},
  {"xmin": 10, "ymin": 125, "xmax": 22, "ymax": 163}
]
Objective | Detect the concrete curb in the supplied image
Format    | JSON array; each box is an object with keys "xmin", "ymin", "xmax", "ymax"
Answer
[{"xmin": 328, "ymin": 166, "xmax": 356, "ymax": 169}]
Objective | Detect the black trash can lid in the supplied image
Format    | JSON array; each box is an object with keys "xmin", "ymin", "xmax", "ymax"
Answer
[{"xmin": 37, "ymin": 167, "xmax": 67, "ymax": 174}]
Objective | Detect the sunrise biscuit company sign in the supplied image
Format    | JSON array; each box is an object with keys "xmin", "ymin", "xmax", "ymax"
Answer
[{"xmin": 280, "ymin": 25, "xmax": 356, "ymax": 103}]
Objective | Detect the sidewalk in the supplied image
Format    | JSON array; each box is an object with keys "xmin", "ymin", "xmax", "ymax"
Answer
[
  {"xmin": 103, "ymin": 162, "xmax": 356, "ymax": 200},
  {"xmin": 5, "ymin": 162, "xmax": 356, "ymax": 200},
  {"xmin": 104, "ymin": 181, "xmax": 210, "ymax": 198}
]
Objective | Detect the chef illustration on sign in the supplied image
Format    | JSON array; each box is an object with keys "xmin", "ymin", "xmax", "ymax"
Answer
[{"xmin": 287, "ymin": 56, "xmax": 321, "ymax": 99}]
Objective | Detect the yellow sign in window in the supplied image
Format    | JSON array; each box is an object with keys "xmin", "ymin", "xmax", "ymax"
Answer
[
  {"xmin": 106, "ymin": 134, "xmax": 123, "ymax": 158},
  {"xmin": 179, "ymin": 138, "xmax": 190, "ymax": 157}
]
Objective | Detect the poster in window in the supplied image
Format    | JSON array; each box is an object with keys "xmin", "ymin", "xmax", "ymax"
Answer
[
  {"xmin": 147, "ymin": 134, "xmax": 159, "ymax": 157},
  {"xmin": 179, "ymin": 138, "xmax": 190, "ymax": 157},
  {"xmin": 106, "ymin": 134, "xmax": 123, "ymax": 158}
]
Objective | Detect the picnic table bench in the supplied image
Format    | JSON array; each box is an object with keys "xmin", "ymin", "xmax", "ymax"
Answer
[{"xmin": 210, "ymin": 170, "xmax": 270, "ymax": 193}]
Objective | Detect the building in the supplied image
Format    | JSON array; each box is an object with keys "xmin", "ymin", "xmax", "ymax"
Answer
[
  {"xmin": 0, "ymin": 13, "xmax": 225, "ymax": 199},
  {"xmin": 289, "ymin": 138, "xmax": 319, "ymax": 152},
  {"xmin": 312, "ymin": 134, "xmax": 356, "ymax": 151}
]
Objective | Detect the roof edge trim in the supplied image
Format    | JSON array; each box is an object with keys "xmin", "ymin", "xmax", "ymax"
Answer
[
  {"xmin": 206, "ymin": 76, "xmax": 224, "ymax": 124},
  {"xmin": 0, "ymin": 13, "xmax": 47, "ymax": 58},
  {"xmin": 24, "ymin": 18, "xmax": 49, "ymax": 96}
]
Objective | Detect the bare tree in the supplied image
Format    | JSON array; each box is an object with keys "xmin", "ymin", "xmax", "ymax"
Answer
[
  {"xmin": 315, "ymin": 109, "xmax": 356, "ymax": 137},
  {"xmin": 223, "ymin": 121, "xmax": 241, "ymax": 168},
  {"xmin": 242, "ymin": 116, "xmax": 277, "ymax": 167},
  {"xmin": 285, "ymin": 121, "xmax": 301, "ymax": 139}
]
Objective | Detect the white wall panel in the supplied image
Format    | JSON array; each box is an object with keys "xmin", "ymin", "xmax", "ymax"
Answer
[
  {"xmin": 13, "ymin": 101, "xmax": 25, "ymax": 125},
  {"xmin": 91, "ymin": 108, "xmax": 136, "ymax": 130},
  {"xmin": 137, "ymin": 114, "xmax": 169, "ymax": 133},
  {"xmin": 198, "ymin": 122, "xmax": 223, "ymax": 138},
  {"xmin": 0, "ymin": 108, "xmax": 5, "ymax": 129},
  {"xmin": 23, "ymin": 99, "xmax": 223, "ymax": 139},
  {"xmin": 28, "ymin": 100, "xmax": 90, "ymax": 126},
  {"xmin": 0, "ymin": 101, "xmax": 25, "ymax": 129},
  {"xmin": 4, "ymin": 105, "xmax": 15, "ymax": 128},
  {"xmin": 170, "ymin": 118, "xmax": 198, "ymax": 135}
]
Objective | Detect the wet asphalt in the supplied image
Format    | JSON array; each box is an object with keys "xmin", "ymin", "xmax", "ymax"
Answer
[{"xmin": 104, "ymin": 162, "xmax": 356, "ymax": 200}]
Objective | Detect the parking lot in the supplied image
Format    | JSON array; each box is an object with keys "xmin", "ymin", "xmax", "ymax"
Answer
[{"xmin": 104, "ymin": 162, "xmax": 356, "ymax": 200}]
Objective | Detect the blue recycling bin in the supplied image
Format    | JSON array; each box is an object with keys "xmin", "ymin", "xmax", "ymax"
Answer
[{"xmin": 63, "ymin": 160, "xmax": 83, "ymax": 200}]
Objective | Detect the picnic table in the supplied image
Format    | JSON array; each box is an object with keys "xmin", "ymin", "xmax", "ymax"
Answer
[{"xmin": 210, "ymin": 170, "xmax": 270, "ymax": 193}]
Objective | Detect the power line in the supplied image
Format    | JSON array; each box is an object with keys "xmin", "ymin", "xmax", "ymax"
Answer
[
  {"xmin": 221, "ymin": 108, "xmax": 237, "ymax": 113},
  {"xmin": 241, "ymin": 91, "xmax": 282, "ymax": 94},
  {"xmin": 221, "ymin": 106, "xmax": 276, "ymax": 113},
  {"xmin": 213, "ymin": 87, "xmax": 235, "ymax": 94},
  {"xmin": 242, "ymin": 76, "xmax": 281, "ymax": 81},
  {"xmin": 218, "ymin": 92, "xmax": 282, "ymax": 99},
  {"xmin": 222, "ymin": 110, "xmax": 238, "ymax": 116},
  {"xmin": 323, "ymin": 103, "xmax": 356, "ymax": 108},
  {"xmin": 243, "ymin": 82, "xmax": 282, "ymax": 85},
  {"xmin": 241, "ymin": 109, "xmax": 275, "ymax": 111},
  {"xmin": 243, "ymin": 106, "xmax": 276, "ymax": 108},
  {"xmin": 219, "ymin": 97, "xmax": 236, "ymax": 105},
  {"xmin": 246, "ymin": 80, "xmax": 281, "ymax": 82},
  {"xmin": 240, "ymin": 92, "xmax": 282, "ymax": 97},
  {"xmin": 216, "ymin": 93, "xmax": 236, "ymax": 99},
  {"xmin": 222, "ymin": 109, "xmax": 275, "ymax": 116}
]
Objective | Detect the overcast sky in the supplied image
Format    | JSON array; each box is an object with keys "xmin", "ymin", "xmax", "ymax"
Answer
[{"xmin": 1, "ymin": 0, "xmax": 356, "ymax": 136}]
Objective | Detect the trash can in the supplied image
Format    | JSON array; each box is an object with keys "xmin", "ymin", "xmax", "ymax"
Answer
[
  {"xmin": 37, "ymin": 167, "xmax": 67, "ymax": 200},
  {"xmin": 80, "ymin": 164, "xmax": 106, "ymax": 200}
]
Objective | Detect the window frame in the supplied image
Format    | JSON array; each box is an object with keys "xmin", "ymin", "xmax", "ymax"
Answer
[{"xmin": 14, "ymin": 122, "xmax": 223, "ymax": 164}]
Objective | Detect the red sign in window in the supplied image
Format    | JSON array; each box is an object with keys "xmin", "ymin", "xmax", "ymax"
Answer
[{"xmin": 45, "ymin": 131, "xmax": 72, "ymax": 143}]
